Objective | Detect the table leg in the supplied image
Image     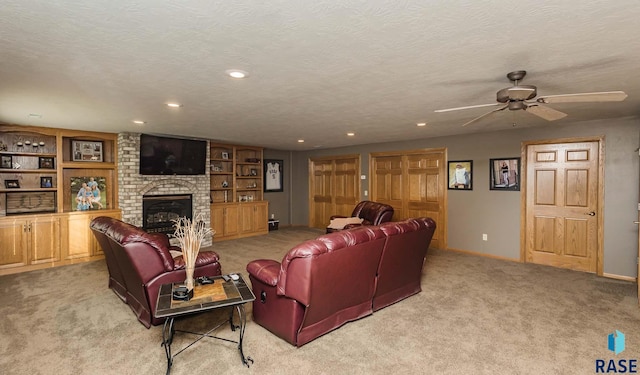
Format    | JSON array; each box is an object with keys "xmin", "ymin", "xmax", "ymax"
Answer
[
  {"xmin": 235, "ymin": 304, "xmax": 254, "ymax": 367},
  {"xmin": 161, "ymin": 317, "xmax": 176, "ymax": 375}
]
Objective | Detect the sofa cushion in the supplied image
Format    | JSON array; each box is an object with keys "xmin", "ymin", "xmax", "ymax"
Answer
[{"xmin": 277, "ymin": 226, "xmax": 385, "ymax": 297}]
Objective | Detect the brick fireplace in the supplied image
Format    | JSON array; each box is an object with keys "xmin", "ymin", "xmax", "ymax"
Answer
[{"xmin": 117, "ymin": 133, "xmax": 212, "ymax": 247}]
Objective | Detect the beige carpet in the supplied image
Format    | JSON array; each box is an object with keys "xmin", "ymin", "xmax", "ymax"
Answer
[{"xmin": 0, "ymin": 226, "xmax": 638, "ymax": 375}]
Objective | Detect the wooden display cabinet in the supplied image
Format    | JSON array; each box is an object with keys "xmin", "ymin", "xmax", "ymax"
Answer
[
  {"xmin": 209, "ymin": 142, "xmax": 268, "ymax": 241},
  {"xmin": 0, "ymin": 124, "xmax": 120, "ymax": 275}
]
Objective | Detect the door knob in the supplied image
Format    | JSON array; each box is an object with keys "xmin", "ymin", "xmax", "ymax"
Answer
[{"xmin": 586, "ymin": 211, "xmax": 596, "ymax": 216}]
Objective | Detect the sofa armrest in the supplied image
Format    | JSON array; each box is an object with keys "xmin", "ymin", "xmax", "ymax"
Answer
[
  {"xmin": 173, "ymin": 250, "xmax": 220, "ymax": 270},
  {"xmin": 246, "ymin": 259, "xmax": 281, "ymax": 287}
]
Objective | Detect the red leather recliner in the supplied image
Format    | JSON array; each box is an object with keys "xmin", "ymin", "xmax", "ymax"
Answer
[
  {"xmin": 90, "ymin": 216, "xmax": 222, "ymax": 328},
  {"xmin": 326, "ymin": 200, "xmax": 394, "ymax": 233}
]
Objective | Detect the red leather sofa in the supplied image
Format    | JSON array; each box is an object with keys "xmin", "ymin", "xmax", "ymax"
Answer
[
  {"xmin": 246, "ymin": 217, "xmax": 436, "ymax": 346},
  {"xmin": 326, "ymin": 200, "xmax": 394, "ymax": 233},
  {"xmin": 90, "ymin": 216, "xmax": 221, "ymax": 328}
]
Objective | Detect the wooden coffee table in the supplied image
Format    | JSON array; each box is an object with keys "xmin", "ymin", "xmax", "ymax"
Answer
[{"xmin": 155, "ymin": 274, "xmax": 256, "ymax": 374}]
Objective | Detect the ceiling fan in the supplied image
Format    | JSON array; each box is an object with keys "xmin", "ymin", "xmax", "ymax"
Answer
[{"xmin": 434, "ymin": 70, "xmax": 627, "ymax": 127}]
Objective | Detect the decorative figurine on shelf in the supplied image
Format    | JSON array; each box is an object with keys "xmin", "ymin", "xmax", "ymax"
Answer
[{"xmin": 222, "ymin": 180, "xmax": 229, "ymax": 188}]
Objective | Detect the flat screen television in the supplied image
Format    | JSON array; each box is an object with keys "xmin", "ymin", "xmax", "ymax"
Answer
[{"xmin": 139, "ymin": 134, "xmax": 207, "ymax": 175}]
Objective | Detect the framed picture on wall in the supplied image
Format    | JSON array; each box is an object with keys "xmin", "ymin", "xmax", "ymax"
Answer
[
  {"xmin": 40, "ymin": 176, "xmax": 53, "ymax": 188},
  {"xmin": 70, "ymin": 176, "xmax": 107, "ymax": 210},
  {"xmin": 448, "ymin": 160, "xmax": 473, "ymax": 190},
  {"xmin": 264, "ymin": 159, "xmax": 283, "ymax": 192},
  {"xmin": 489, "ymin": 157, "xmax": 520, "ymax": 191},
  {"xmin": 39, "ymin": 156, "xmax": 55, "ymax": 169},
  {"xmin": 72, "ymin": 140, "xmax": 103, "ymax": 162},
  {"xmin": 1, "ymin": 155, "xmax": 12, "ymax": 169}
]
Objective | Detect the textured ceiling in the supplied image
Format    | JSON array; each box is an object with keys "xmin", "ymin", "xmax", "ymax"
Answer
[{"xmin": 1, "ymin": 1, "xmax": 639, "ymax": 150}]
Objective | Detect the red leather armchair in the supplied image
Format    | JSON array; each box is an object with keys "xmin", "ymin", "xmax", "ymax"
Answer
[
  {"xmin": 247, "ymin": 226, "xmax": 387, "ymax": 347},
  {"xmin": 90, "ymin": 216, "xmax": 221, "ymax": 328},
  {"xmin": 326, "ymin": 200, "xmax": 394, "ymax": 233}
]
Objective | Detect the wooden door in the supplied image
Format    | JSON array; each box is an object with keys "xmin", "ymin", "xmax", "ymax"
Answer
[
  {"xmin": 404, "ymin": 153, "xmax": 445, "ymax": 249},
  {"xmin": 637, "ymin": 154, "xmax": 640, "ymax": 303},
  {"xmin": 333, "ymin": 158, "xmax": 359, "ymax": 217},
  {"xmin": 0, "ymin": 218, "xmax": 28, "ymax": 269},
  {"xmin": 309, "ymin": 155, "xmax": 360, "ymax": 229},
  {"xmin": 29, "ymin": 216, "xmax": 62, "ymax": 264},
  {"xmin": 309, "ymin": 159, "xmax": 334, "ymax": 228},
  {"xmin": 371, "ymin": 149, "xmax": 446, "ymax": 249},
  {"xmin": 525, "ymin": 140, "xmax": 601, "ymax": 273},
  {"xmin": 252, "ymin": 201, "xmax": 269, "ymax": 233},
  {"xmin": 372, "ymin": 156, "xmax": 404, "ymax": 220},
  {"xmin": 66, "ymin": 214, "xmax": 93, "ymax": 259}
]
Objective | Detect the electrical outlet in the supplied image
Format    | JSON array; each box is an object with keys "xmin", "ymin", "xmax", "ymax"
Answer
[
  {"xmin": 364, "ymin": 190, "xmax": 368, "ymax": 197},
  {"xmin": 482, "ymin": 234, "xmax": 488, "ymax": 241}
]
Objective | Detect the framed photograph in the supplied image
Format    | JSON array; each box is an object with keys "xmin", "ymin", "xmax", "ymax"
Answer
[
  {"xmin": 38, "ymin": 156, "xmax": 55, "ymax": 169},
  {"xmin": 1, "ymin": 155, "xmax": 12, "ymax": 169},
  {"xmin": 448, "ymin": 160, "xmax": 473, "ymax": 190},
  {"xmin": 72, "ymin": 140, "xmax": 103, "ymax": 162},
  {"xmin": 40, "ymin": 176, "xmax": 53, "ymax": 188},
  {"xmin": 70, "ymin": 176, "xmax": 107, "ymax": 211},
  {"xmin": 221, "ymin": 152, "xmax": 229, "ymax": 160},
  {"xmin": 264, "ymin": 159, "xmax": 283, "ymax": 192},
  {"xmin": 490, "ymin": 157, "xmax": 520, "ymax": 191},
  {"xmin": 4, "ymin": 179, "xmax": 20, "ymax": 189}
]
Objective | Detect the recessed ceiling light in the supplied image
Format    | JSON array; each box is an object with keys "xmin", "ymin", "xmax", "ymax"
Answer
[
  {"xmin": 297, "ymin": 139, "xmax": 305, "ymax": 143},
  {"xmin": 133, "ymin": 120, "xmax": 146, "ymax": 125},
  {"xmin": 226, "ymin": 69, "xmax": 248, "ymax": 79},
  {"xmin": 166, "ymin": 103, "xmax": 182, "ymax": 108},
  {"xmin": 417, "ymin": 122, "xmax": 427, "ymax": 127},
  {"xmin": 28, "ymin": 113, "xmax": 42, "ymax": 119},
  {"xmin": 347, "ymin": 132, "xmax": 355, "ymax": 136}
]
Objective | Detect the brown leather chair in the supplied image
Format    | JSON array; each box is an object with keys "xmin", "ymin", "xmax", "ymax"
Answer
[
  {"xmin": 326, "ymin": 200, "xmax": 394, "ymax": 233},
  {"xmin": 90, "ymin": 216, "xmax": 222, "ymax": 328}
]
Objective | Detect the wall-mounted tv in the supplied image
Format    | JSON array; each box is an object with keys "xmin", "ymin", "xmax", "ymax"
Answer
[{"xmin": 139, "ymin": 134, "xmax": 207, "ymax": 175}]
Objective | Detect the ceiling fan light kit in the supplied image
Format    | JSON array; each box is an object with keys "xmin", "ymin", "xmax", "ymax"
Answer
[{"xmin": 435, "ymin": 70, "xmax": 627, "ymax": 127}]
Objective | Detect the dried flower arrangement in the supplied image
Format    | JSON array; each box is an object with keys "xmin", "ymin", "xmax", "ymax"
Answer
[{"xmin": 172, "ymin": 214, "xmax": 214, "ymax": 291}]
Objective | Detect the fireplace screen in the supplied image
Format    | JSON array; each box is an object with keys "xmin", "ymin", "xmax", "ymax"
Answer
[{"xmin": 142, "ymin": 194, "xmax": 192, "ymax": 236}]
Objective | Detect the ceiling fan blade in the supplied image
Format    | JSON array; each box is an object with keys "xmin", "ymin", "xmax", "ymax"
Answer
[
  {"xmin": 462, "ymin": 105, "xmax": 508, "ymax": 127},
  {"xmin": 434, "ymin": 103, "xmax": 503, "ymax": 113},
  {"xmin": 525, "ymin": 104, "xmax": 567, "ymax": 121},
  {"xmin": 536, "ymin": 91, "xmax": 627, "ymax": 104}
]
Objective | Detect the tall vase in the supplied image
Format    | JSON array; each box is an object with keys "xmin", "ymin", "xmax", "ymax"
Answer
[{"xmin": 185, "ymin": 265, "xmax": 195, "ymax": 291}]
